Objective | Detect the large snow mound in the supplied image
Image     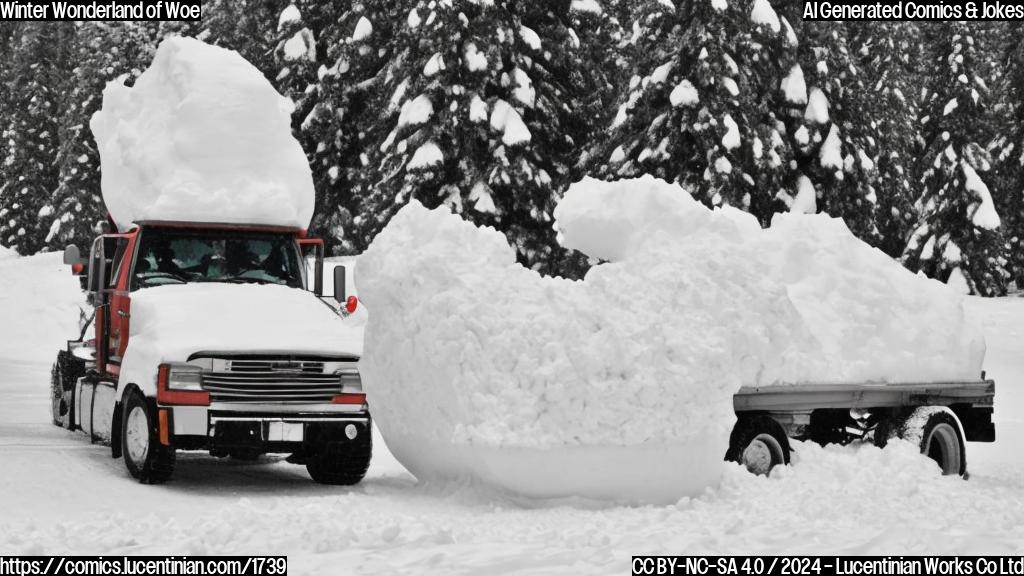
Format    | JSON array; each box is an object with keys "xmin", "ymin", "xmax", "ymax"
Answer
[
  {"xmin": 91, "ymin": 37, "xmax": 314, "ymax": 231},
  {"xmin": 358, "ymin": 176, "xmax": 984, "ymax": 503},
  {"xmin": 119, "ymin": 284, "xmax": 362, "ymax": 392}
]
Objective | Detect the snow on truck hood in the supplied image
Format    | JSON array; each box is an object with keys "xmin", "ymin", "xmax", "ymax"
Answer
[{"xmin": 124, "ymin": 283, "xmax": 361, "ymax": 365}]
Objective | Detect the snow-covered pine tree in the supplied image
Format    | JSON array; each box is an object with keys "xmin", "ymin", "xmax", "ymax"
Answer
[
  {"xmin": 301, "ymin": 0, "xmax": 407, "ymax": 254},
  {"xmin": 43, "ymin": 22, "xmax": 157, "ymax": 252},
  {"xmin": 353, "ymin": 0, "xmax": 593, "ymax": 276},
  {"xmin": 991, "ymin": 23, "xmax": 1024, "ymax": 287},
  {"xmin": 199, "ymin": 0, "xmax": 281, "ymax": 76},
  {"xmin": 593, "ymin": 0, "xmax": 799, "ymax": 226},
  {"xmin": 792, "ymin": 21, "xmax": 879, "ymax": 242},
  {"xmin": 902, "ymin": 23, "xmax": 1008, "ymax": 295},
  {"xmin": 0, "ymin": 23, "xmax": 75, "ymax": 254},
  {"xmin": 846, "ymin": 21, "xmax": 921, "ymax": 258},
  {"xmin": 273, "ymin": 0, "xmax": 319, "ymax": 115}
]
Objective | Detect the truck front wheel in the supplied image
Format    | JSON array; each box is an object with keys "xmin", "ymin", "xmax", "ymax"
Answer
[
  {"xmin": 121, "ymin": 390, "xmax": 176, "ymax": 484},
  {"xmin": 726, "ymin": 415, "xmax": 791, "ymax": 476},
  {"xmin": 306, "ymin": 427, "xmax": 372, "ymax": 486}
]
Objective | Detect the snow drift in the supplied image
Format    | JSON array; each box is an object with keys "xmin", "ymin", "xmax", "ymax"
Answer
[
  {"xmin": 91, "ymin": 37, "xmax": 314, "ymax": 231},
  {"xmin": 357, "ymin": 175, "xmax": 985, "ymax": 503},
  {"xmin": 118, "ymin": 283, "xmax": 362, "ymax": 395}
]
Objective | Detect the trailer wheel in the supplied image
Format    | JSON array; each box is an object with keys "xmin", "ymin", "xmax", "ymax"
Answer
[
  {"xmin": 121, "ymin": 390, "xmax": 175, "ymax": 484},
  {"xmin": 306, "ymin": 429, "xmax": 372, "ymax": 485},
  {"xmin": 50, "ymin": 351, "xmax": 84, "ymax": 429},
  {"xmin": 876, "ymin": 407, "xmax": 966, "ymax": 477},
  {"xmin": 726, "ymin": 415, "xmax": 791, "ymax": 476}
]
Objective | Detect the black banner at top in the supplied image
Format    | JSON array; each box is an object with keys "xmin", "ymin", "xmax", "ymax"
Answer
[
  {"xmin": 803, "ymin": 0, "xmax": 1024, "ymax": 21},
  {"xmin": 0, "ymin": 0, "xmax": 201, "ymax": 21}
]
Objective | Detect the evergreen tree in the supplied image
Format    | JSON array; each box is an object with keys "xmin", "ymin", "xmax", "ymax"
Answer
[
  {"xmin": 350, "ymin": 0, "xmax": 594, "ymax": 275},
  {"xmin": 902, "ymin": 23, "xmax": 1008, "ymax": 295},
  {"xmin": 302, "ymin": 0, "xmax": 406, "ymax": 254},
  {"xmin": 593, "ymin": 0, "xmax": 800, "ymax": 226},
  {"xmin": 43, "ymin": 22, "xmax": 157, "ymax": 251},
  {"xmin": 793, "ymin": 22, "xmax": 879, "ymax": 242},
  {"xmin": 0, "ymin": 23, "xmax": 75, "ymax": 254},
  {"xmin": 992, "ymin": 23, "xmax": 1024, "ymax": 287},
  {"xmin": 847, "ymin": 21, "xmax": 921, "ymax": 257}
]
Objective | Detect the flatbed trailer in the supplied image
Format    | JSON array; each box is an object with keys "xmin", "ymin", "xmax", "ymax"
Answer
[{"xmin": 726, "ymin": 378, "xmax": 995, "ymax": 477}]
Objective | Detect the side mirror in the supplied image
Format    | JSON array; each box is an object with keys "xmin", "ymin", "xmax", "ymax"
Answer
[
  {"xmin": 333, "ymin": 265, "xmax": 347, "ymax": 303},
  {"xmin": 63, "ymin": 245, "xmax": 84, "ymax": 266}
]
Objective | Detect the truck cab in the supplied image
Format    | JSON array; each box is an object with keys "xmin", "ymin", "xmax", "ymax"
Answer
[{"xmin": 52, "ymin": 221, "xmax": 370, "ymax": 485}]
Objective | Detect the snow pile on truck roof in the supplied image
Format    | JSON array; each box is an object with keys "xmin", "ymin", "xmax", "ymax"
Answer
[
  {"xmin": 91, "ymin": 37, "xmax": 314, "ymax": 231},
  {"xmin": 357, "ymin": 176, "xmax": 985, "ymax": 503}
]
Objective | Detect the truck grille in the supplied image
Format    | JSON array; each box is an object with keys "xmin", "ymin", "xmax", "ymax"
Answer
[{"xmin": 201, "ymin": 357, "xmax": 352, "ymax": 403}]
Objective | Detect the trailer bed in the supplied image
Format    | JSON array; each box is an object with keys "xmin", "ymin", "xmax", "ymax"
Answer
[{"xmin": 734, "ymin": 379, "xmax": 994, "ymax": 412}]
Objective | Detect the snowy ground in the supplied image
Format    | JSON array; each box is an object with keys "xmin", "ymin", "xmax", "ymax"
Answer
[{"xmin": 0, "ymin": 253, "xmax": 1022, "ymax": 573}]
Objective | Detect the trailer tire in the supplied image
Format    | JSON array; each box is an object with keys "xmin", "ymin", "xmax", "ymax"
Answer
[
  {"xmin": 121, "ymin": 390, "xmax": 175, "ymax": 484},
  {"xmin": 876, "ymin": 407, "xmax": 966, "ymax": 477},
  {"xmin": 725, "ymin": 415, "xmax": 791, "ymax": 476},
  {"xmin": 306, "ymin": 431, "xmax": 372, "ymax": 486},
  {"xmin": 50, "ymin": 351, "xmax": 85, "ymax": 429}
]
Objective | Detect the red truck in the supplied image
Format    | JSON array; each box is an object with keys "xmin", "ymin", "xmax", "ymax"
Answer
[{"xmin": 51, "ymin": 219, "xmax": 369, "ymax": 485}]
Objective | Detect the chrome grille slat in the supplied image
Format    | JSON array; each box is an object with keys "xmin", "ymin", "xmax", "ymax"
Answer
[{"xmin": 199, "ymin": 356, "xmax": 356, "ymax": 404}]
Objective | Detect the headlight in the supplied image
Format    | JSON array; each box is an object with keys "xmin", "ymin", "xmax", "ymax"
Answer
[
  {"xmin": 336, "ymin": 368, "xmax": 362, "ymax": 393},
  {"xmin": 166, "ymin": 363, "xmax": 204, "ymax": 391}
]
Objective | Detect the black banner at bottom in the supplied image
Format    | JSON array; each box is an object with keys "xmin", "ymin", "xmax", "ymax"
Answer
[
  {"xmin": 0, "ymin": 557, "xmax": 287, "ymax": 576},
  {"xmin": 632, "ymin": 556, "xmax": 1024, "ymax": 576}
]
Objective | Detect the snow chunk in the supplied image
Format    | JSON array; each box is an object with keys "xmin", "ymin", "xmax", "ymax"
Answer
[
  {"xmin": 469, "ymin": 95, "xmax": 488, "ymax": 123},
  {"xmin": 943, "ymin": 98, "xmax": 958, "ymax": 116},
  {"xmin": 750, "ymin": 0, "xmax": 781, "ymax": 33},
  {"xmin": 277, "ymin": 4, "xmax": 300, "ymax": 30},
  {"xmin": 570, "ymin": 0, "xmax": 602, "ymax": 14},
  {"xmin": 962, "ymin": 160, "xmax": 1000, "ymax": 230},
  {"xmin": 519, "ymin": 25, "xmax": 541, "ymax": 51},
  {"xmin": 512, "ymin": 68, "xmax": 535, "ymax": 107},
  {"xmin": 721, "ymin": 114, "xmax": 740, "ymax": 150},
  {"xmin": 282, "ymin": 28, "xmax": 315, "ymax": 61},
  {"xmin": 711, "ymin": 0, "xmax": 727, "ymax": 10},
  {"xmin": 423, "ymin": 53, "xmax": 446, "ymax": 76},
  {"xmin": 791, "ymin": 175, "xmax": 817, "ymax": 214},
  {"xmin": 397, "ymin": 94, "xmax": 433, "ymax": 128},
  {"xmin": 407, "ymin": 8, "xmax": 421, "ymax": 28},
  {"xmin": 721, "ymin": 77, "xmax": 739, "ymax": 97},
  {"xmin": 408, "ymin": 141, "xmax": 444, "ymax": 169},
  {"xmin": 352, "ymin": 16, "xmax": 373, "ymax": 42},
  {"xmin": 359, "ymin": 175, "xmax": 985, "ymax": 502},
  {"xmin": 464, "ymin": 43, "xmax": 488, "ymax": 72},
  {"xmin": 947, "ymin": 267, "xmax": 970, "ymax": 294},
  {"xmin": 489, "ymin": 100, "xmax": 531, "ymax": 146},
  {"xmin": 91, "ymin": 37, "xmax": 315, "ymax": 231},
  {"xmin": 670, "ymin": 79, "xmax": 699, "ymax": 107},
  {"xmin": 805, "ymin": 87, "xmax": 829, "ymax": 124},
  {"xmin": 820, "ymin": 125, "xmax": 842, "ymax": 169},
  {"xmin": 781, "ymin": 65, "xmax": 807, "ymax": 104}
]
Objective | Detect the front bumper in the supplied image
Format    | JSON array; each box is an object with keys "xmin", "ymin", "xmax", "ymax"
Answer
[{"xmin": 164, "ymin": 403, "xmax": 371, "ymax": 453}]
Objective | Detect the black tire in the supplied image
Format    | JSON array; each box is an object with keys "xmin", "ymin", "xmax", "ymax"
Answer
[
  {"xmin": 50, "ymin": 350, "xmax": 85, "ymax": 429},
  {"xmin": 120, "ymin": 389, "xmax": 175, "ymax": 484},
  {"xmin": 875, "ymin": 408, "xmax": 967, "ymax": 477},
  {"xmin": 306, "ymin": 429, "xmax": 372, "ymax": 485},
  {"xmin": 725, "ymin": 415, "xmax": 792, "ymax": 476}
]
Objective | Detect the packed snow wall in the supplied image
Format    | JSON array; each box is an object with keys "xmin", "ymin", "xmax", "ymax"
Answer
[
  {"xmin": 90, "ymin": 37, "xmax": 314, "ymax": 231},
  {"xmin": 357, "ymin": 176, "xmax": 985, "ymax": 503}
]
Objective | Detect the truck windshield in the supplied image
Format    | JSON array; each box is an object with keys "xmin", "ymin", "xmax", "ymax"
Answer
[{"xmin": 132, "ymin": 227, "xmax": 303, "ymax": 290}]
